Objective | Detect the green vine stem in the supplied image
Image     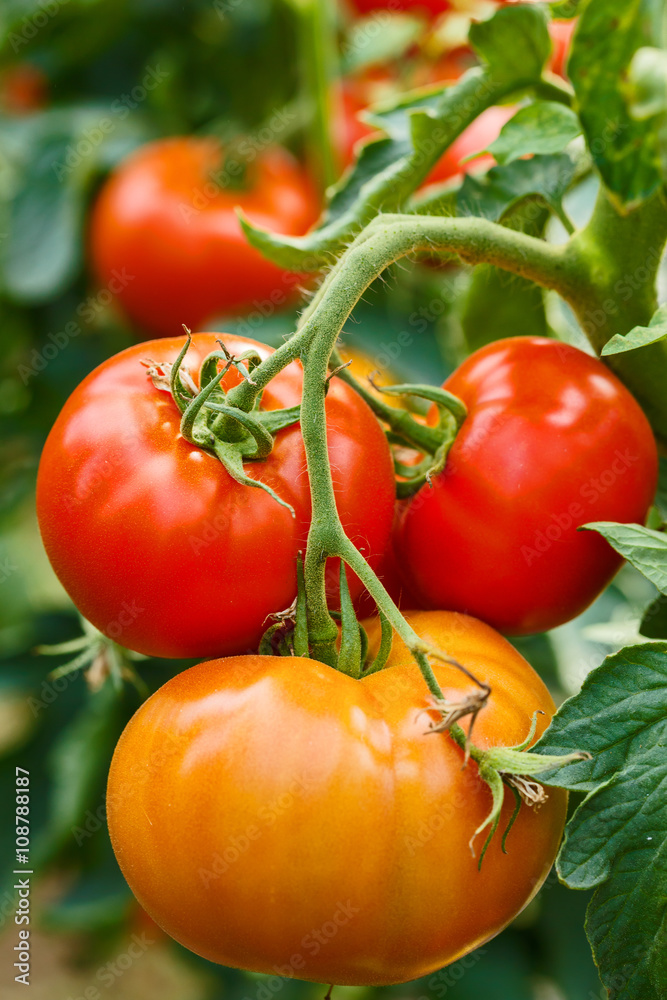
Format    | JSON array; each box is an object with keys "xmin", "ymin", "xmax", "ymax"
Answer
[
  {"xmin": 566, "ymin": 186, "xmax": 667, "ymax": 441},
  {"xmin": 289, "ymin": 0, "xmax": 339, "ymax": 192},
  {"xmin": 230, "ymin": 201, "xmax": 667, "ymax": 443}
]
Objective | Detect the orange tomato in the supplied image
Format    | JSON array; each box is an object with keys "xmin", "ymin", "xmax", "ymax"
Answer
[{"xmin": 108, "ymin": 611, "xmax": 566, "ymax": 985}]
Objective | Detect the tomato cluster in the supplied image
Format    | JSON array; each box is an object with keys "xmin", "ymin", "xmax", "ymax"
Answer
[{"xmin": 34, "ymin": 2, "xmax": 653, "ymax": 988}]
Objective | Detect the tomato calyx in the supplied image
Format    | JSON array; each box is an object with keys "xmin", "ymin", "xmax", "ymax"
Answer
[
  {"xmin": 144, "ymin": 331, "xmax": 301, "ymax": 515},
  {"xmin": 37, "ymin": 616, "xmax": 148, "ymax": 697},
  {"xmin": 327, "ymin": 351, "xmax": 467, "ymax": 497},
  {"xmin": 445, "ymin": 713, "xmax": 592, "ymax": 867}
]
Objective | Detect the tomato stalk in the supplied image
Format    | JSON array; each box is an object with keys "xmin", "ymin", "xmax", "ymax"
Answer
[
  {"xmin": 289, "ymin": 0, "xmax": 339, "ymax": 192},
  {"xmin": 566, "ymin": 186, "xmax": 667, "ymax": 442}
]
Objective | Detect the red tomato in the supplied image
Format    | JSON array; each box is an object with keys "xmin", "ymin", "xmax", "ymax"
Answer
[
  {"xmin": 423, "ymin": 104, "xmax": 516, "ymax": 186},
  {"xmin": 0, "ymin": 63, "xmax": 48, "ymax": 114},
  {"xmin": 36, "ymin": 333, "xmax": 395, "ymax": 659},
  {"xmin": 89, "ymin": 138, "xmax": 319, "ymax": 338},
  {"xmin": 347, "ymin": 0, "xmax": 450, "ymax": 18},
  {"xmin": 549, "ymin": 19, "xmax": 576, "ymax": 80},
  {"xmin": 396, "ymin": 338, "xmax": 658, "ymax": 635},
  {"xmin": 107, "ymin": 609, "xmax": 566, "ymax": 985}
]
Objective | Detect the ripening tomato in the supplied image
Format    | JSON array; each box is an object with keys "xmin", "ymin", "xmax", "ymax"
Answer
[
  {"xmin": 89, "ymin": 138, "xmax": 319, "ymax": 338},
  {"xmin": 396, "ymin": 338, "xmax": 658, "ymax": 635},
  {"xmin": 0, "ymin": 63, "xmax": 48, "ymax": 114},
  {"xmin": 107, "ymin": 609, "xmax": 566, "ymax": 985},
  {"xmin": 36, "ymin": 333, "xmax": 395, "ymax": 659}
]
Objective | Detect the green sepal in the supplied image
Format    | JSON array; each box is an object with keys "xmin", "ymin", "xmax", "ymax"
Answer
[
  {"xmin": 501, "ymin": 785, "xmax": 523, "ymax": 855},
  {"xmin": 180, "ymin": 365, "xmax": 229, "ymax": 442},
  {"xmin": 200, "ymin": 344, "xmax": 262, "ymax": 387},
  {"xmin": 471, "ymin": 761, "xmax": 505, "ymax": 869},
  {"xmin": 170, "ymin": 331, "xmax": 197, "ymax": 413},
  {"xmin": 210, "ymin": 440, "xmax": 295, "ymax": 517},
  {"xmin": 204, "ymin": 401, "xmax": 274, "ymax": 459},
  {"xmin": 395, "ymin": 425, "xmax": 457, "ymax": 499},
  {"xmin": 337, "ymin": 561, "xmax": 362, "ymax": 679},
  {"xmin": 258, "ymin": 622, "xmax": 285, "ymax": 656},
  {"xmin": 363, "ymin": 609, "xmax": 393, "ymax": 675},
  {"xmin": 257, "ymin": 404, "xmax": 302, "ymax": 435},
  {"xmin": 293, "ymin": 554, "xmax": 310, "ymax": 658},
  {"xmin": 379, "ymin": 383, "xmax": 467, "ymax": 428},
  {"xmin": 483, "ymin": 745, "xmax": 590, "ymax": 775}
]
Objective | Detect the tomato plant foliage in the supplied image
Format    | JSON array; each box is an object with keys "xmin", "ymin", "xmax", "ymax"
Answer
[
  {"xmin": 535, "ymin": 644, "xmax": 667, "ymax": 1000},
  {"xmin": 6, "ymin": 0, "xmax": 667, "ymax": 995}
]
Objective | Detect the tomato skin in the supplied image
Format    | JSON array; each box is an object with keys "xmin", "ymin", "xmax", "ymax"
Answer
[
  {"xmin": 89, "ymin": 138, "xmax": 319, "ymax": 339},
  {"xmin": 549, "ymin": 19, "xmax": 576, "ymax": 80},
  {"xmin": 423, "ymin": 104, "xmax": 515, "ymax": 186},
  {"xmin": 36, "ymin": 333, "xmax": 395, "ymax": 659},
  {"xmin": 348, "ymin": 0, "xmax": 450, "ymax": 18},
  {"xmin": 396, "ymin": 338, "xmax": 659, "ymax": 635},
  {"xmin": 107, "ymin": 610, "xmax": 566, "ymax": 985}
]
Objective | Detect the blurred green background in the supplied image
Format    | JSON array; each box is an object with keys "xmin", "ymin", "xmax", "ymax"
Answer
[{"xmin": 0, "ymin": 0, "xmax": 659, "ymax": 996}]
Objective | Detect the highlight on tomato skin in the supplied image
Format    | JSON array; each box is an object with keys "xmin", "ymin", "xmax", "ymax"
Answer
[
  {"xmin": 89, "ymin": 137, "xmax": 320, "ymax": 339},
  {"xmin": 395, "ymin": 337, "xmax": 659, "ymax": 636},
  {"xmin": 35, "ymin": 333, "xmax": 396, "ymax": 660},
  {"xmin": 107, "ymin": 610, "xmax": 567, "ymax": 987}
]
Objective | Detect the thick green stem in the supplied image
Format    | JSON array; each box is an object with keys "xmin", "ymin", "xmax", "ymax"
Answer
[
  {"xmin": 289, "ymin": 211, "xmax": 570, "ymax": 690},
  {"xmin": 228, "ymin": 212, "xmax": 573, "ymax": 416},
  {"xmin": 567, "ymin": 187, "xmax": 667, "ymax": 442}
]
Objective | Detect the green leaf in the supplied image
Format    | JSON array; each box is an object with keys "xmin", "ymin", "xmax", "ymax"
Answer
[
  {"xmin": 535, "ymin": 644, "xmax": 667, "ymax": 1000},
  {"xmin": 341, "ymin": 13, "xmax": 423, "ymax": 75},
  {"xmin": 657, "ymin": 457, "xmax": 667, "ymax": 522},
  {"xmin": 550, "ymin": 0, "xmax": 583, "ymax": 15},
  {"xmin": 484, "ymin": 102, "xmax": 582, "ymax": 165},
  {"xmin": 457, "ymin": 154, "xmax": 575, "ymax": 221},
  {"xmin": 2, "ymin": 131, "xmax": 84, "ymax": 301},
  {"xmin": 243, "ymin": 4, "xmax": 557, "ymax": 271},
  {"xmin": 35, "ymin": 681, "xmax": 127, "ymax": 861},
  {"xmin": 581, "ymin": 522, "xmax": 667, "ymax": 594},
  {"xmin": 568, "ymin": 0, "xmax": 663, "ymax": 210},
  {"xmin": 468, "ymin": 4, "xmax": 551, "ymax": 83},
  {"xmin": 627, "ymin": 46, "xmax": 667, "ymax": 119},
  {"xmin": 601, "ymin": 302, "xmax": 667, "ymax": 355},
  {"xmin": 640, "ymin": 595, "xmax": 667, "ymax": 639}
]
